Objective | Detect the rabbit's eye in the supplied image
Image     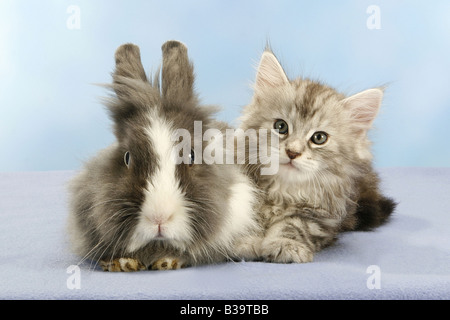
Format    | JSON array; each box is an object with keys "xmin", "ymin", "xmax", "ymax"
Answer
[
  {"xmin": 189, "ymin": 148, "xmax": 195, "ymax": 167},
  {"xmin": 124, "ymin": 151, "xmax": 131, "ymax": 168}
]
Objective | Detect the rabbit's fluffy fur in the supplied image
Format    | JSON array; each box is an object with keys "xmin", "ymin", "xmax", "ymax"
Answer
[{"xmin": 68, "ymin": 41, "xmax": 260, "ymax": 271}]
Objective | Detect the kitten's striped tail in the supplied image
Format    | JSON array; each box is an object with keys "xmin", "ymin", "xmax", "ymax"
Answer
[{"xmin": 353, "ymin": 195, "xmax": 396, "ymax": 231}]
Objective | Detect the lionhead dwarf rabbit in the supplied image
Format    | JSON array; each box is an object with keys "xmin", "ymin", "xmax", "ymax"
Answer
[{"xmin": 67, "ymin": 41, "xmax": 259, "ymax": 271}]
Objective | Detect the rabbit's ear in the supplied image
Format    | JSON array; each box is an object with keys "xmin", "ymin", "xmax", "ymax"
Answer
[
  {"xmin": 110, "ymin": 44, "xmax": 156, "ymax": 112},
  {"xmin": 112, "ymin": 43, "xmax": 152, "ymax": 104},
  {"xmin": 107, "ymin": 44, "xmax": 158, "ymax": 142},
  {"xmin": 161, "ymin": 40, "xmax": 195, "ymax": 107},
  {"xmin": 114, "ymin": 43, "xmax": 147, "ymax": 82}
]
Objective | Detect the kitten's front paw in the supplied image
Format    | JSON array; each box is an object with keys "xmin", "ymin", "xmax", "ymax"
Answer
[
  {"xmin": 151, "ymin": 257, "xmax": 186, "ymax": 270},
  {"xmin": 100, "ymin": 258, "xmax": 146, "ymax": 272},
  {"xmin": 232, "ymin": 235, "xmax": 263, "ymax": 261},
  {"xmin": 261, "ymin": 239, "xmax": 314, "ymax": 263}
]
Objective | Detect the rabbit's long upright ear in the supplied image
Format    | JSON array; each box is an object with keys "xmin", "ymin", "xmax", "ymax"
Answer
[
  {"xmin": 114, "ymin": 43, "xmax": 147, "ymax": 82},
  {"xmin": 111, "ymin": 43, "xmax": 156, "ymax": 110},
  {"xmin": 108, "ymin": 43, "xmax": 159, "ymax": 143},
  {"xmin": 161, "ymin": 40, "xmax": 195, "ymax": 107}
]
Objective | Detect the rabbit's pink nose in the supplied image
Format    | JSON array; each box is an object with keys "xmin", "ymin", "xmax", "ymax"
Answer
[
  {"xmin": 150, "ymin": 213, "xmax": 171, "ymax": 225},
  {"xmin": 157, "ymin": 224, "xmax": 163, "ymax": 237}
]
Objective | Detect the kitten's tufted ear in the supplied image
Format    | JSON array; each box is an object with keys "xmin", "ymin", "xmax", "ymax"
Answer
[
  {"xmin": 343, "ymin": 88, "xmax": 383, "ymax": 135},
  {"xmin": 254, "ymin": 50, "xmax": 289, "ymax": 93}
]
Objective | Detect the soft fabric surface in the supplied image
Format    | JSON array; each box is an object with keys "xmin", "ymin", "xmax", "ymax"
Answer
[{"xmin": 0, "ymin": 168, "xmax": 448, "ymax": 300}]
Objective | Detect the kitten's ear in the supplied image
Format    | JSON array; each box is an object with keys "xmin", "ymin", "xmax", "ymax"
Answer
[
  {"xmin": 254, "ymin": 50, "xmax": 289, "ymax": 93},
  {"xmin": 343, "ymin": 88, "xmax": 383, "ymax": 135}
]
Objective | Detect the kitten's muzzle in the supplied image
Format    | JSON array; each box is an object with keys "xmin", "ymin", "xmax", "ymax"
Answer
[{"xmin": 286, "ymin": 149, "xmax": 301, "ymax": 160}]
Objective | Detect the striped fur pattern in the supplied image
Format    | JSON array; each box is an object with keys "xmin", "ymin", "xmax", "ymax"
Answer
[{"xmin": 238, "ymin": 50, "xmax": 396, "ymax": 263}]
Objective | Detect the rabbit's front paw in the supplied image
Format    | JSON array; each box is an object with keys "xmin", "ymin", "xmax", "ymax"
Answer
[
  {"xmin": 151, "ymin": 257, "xmax": 186, "ymax": 270},
  {"xmin": 100, "ymin": 258, "xmax": 146, "ymax": 272},
  {"xmin": 261, "ymin": 238, "xmax": 314, "ymax": 263}
]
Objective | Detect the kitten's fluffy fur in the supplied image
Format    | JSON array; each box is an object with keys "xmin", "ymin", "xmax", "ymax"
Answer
[{"xmin": 238, "ymin": 50, "xmax": 396, "ymax": 263}]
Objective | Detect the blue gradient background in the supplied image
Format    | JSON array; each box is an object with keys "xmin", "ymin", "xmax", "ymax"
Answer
[{"xmin": 1, "ymin": 0, "xmax": 449, "ymax": 172}]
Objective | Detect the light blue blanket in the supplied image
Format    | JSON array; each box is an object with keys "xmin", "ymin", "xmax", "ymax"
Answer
[{"xmin": 0, "ymin": 168, "xmax": 448, "ymax": 299}]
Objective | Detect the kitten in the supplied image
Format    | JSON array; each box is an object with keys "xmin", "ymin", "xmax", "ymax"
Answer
[{"xmin": 237, "ymin": 49, "xmax": 396, "ymax": 263}]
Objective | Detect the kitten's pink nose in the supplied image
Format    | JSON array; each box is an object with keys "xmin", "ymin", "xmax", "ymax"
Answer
[{"xmin": 286, "ymin": 149, "xmax": 301, "ymax": 160}]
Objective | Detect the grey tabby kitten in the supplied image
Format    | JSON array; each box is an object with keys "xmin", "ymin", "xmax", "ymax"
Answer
[{"xmin": 238, "ymin": 49, "xmax": 396, "ymax": 263}]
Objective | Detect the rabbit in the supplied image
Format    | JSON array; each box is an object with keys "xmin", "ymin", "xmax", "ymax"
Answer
[{"xmin": 67, "ymin": 41, "xmax": 260, "ymax": 271}]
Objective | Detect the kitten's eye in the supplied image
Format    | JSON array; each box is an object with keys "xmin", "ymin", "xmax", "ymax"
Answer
[
  {"xmin": 188, "ymin": 148, "xmax": 195, "ymax": 167},
  {"xmin": 311, "ymin": 132, "xmax": 328, "ymax": 145},
  {"xmin": 124, "ymin": 151, "xmax": 131, "ymax": 168},
  {"xmin": 274, "ymin": 119, "xmax": 289, "ymax": 135}
]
